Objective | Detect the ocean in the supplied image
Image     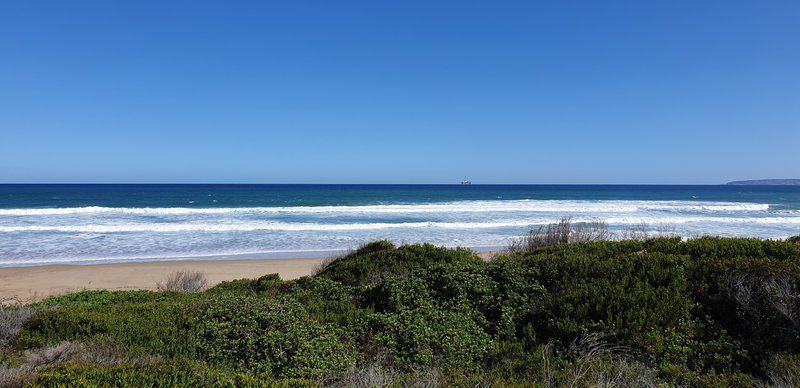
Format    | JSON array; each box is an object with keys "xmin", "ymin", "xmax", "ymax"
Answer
[{"xmin": 1, "ymin": 184, "xmax": 799, "ymax": 267}]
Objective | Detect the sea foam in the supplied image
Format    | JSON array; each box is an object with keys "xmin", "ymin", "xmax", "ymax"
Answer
[
  {"xmin": 1, "ymin": 198, "xmax": 796, "ymax": 266},
  {"xmin": 2, "ymin": 216, "xmax": 799, "ymax": 234},
  {"xmin": 0, "ymin": 200, "xmax": 772, "ymax": 216}
]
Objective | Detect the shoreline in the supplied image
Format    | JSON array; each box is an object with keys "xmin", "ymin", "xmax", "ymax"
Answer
[
  {"xmin": 0, "ymin": 251, "xmax": 500, "ymax": 303},
  {"xmin": 0, "ymin": 245, "xmax": 503, "ymax": 268}
]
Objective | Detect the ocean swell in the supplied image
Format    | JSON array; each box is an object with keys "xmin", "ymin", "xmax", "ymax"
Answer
[{"xmin": 0, "ymin": 200, "xmax": 772, "ymax": 216}]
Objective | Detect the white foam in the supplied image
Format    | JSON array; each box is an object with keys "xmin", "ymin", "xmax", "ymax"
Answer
[
  {"xmin": 0, "ymin": 199, "xmax": 795, "ymax": 266},
  {"xmin": 2, "ymin": 215, "xmax": 799, "ymax": 234},
  {"xmin": 0, "ymin": 200, "xmax": 772, "ymax": 216},
  {"xmin": 0, "ymin": 248, "xmax": 351, "ymax": 267}
]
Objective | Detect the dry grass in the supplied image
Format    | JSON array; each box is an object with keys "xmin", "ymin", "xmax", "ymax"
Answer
[
  {"xmin": 509, "ymin": 217, "xmax": 611, "ymax": 252},
  {"xmin": 539, "ymin": 334, "xmax": 656, "ymax": 388},
  {"xmin": 1, "ymin": 342, "xmax": 86, "ymax": 388},
  {"xmin": 763, "ymin": 275, "xmax": 799, "ymax": 331},
  {"xmin": 0, "ymin": 338, "xmax": 157, "ymax": 388},
  {"xmin": 509, "ymin": 217, "xmax": 683, "ymax": 253},
  {"xmin": 156, "ymin": 270, "xmax": 208, "ymax": 293},
  {"xmin": 761, "ymin": 372, "xmax": 800, "ymax": 388},
  {"xmin": 725, "ymin": 273, "xmax": 799, "ymax": 332},
  {"xmin": 757, "ymin": 354, "xmax": 800, "ymax": 388},
  {"xmin": 0, "ymin": 366, "xmax": 31, "ymax": 388},
  {"xmin": 0, "ymin": 299, "xmax": 34, "ymax": 351},
  {"xmin": 332, "ymin": 364, "xmax": 395, "ymax": 388},
  {"xmin": 325, "ymin": 351, "xmax": 441, "ymax": 388},
  {"xmin": 618, "ymin": 222, "xmax": 678, "ymax": 241}
]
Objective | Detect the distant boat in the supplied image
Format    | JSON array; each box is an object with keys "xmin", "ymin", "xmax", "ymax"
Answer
[{"xmin": 461, "ymin": 178, "xmax": 472, "ymax": 185}]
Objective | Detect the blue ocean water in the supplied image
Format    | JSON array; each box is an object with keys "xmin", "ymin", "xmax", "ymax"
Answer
[{"xmin": 1, "ymin": 184, "xmax": 799, "ymax": 266}]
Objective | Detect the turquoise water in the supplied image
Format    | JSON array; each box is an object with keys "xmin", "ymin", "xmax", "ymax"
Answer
[{"xmin": 1, "ymin": 184, "xmax": 799, "ymax": 266}]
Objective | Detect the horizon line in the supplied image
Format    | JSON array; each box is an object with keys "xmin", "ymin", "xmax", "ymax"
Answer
[{"xmin": 0, "ymin": 181, "xmax": 747, "ymax": 186}]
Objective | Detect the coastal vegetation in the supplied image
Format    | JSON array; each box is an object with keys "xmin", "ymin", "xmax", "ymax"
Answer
[
  {"xmin": 156, "ymin": 270, "xmax": 209, "ymax": 293},
  {"xmin": 2, "ymin": 233, "xmax": 800, "ymax": 386}
]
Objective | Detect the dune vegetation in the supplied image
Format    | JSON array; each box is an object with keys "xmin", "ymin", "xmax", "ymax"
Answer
[{"xmin": 2, "ymin": 233, "xmax": 800, "ymax": 387}]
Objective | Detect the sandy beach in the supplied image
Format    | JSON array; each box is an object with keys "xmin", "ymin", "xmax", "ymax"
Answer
[
  {"xmin": 0, "ymin": 251, "xmax": 500, "ymax": 303},
  {"xmin": 0, "ymin": 257, "xmax": 328, "ymax": 303}
]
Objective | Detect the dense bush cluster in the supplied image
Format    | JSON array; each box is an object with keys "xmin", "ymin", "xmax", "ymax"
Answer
[
  {"xmin": 198, "ymin": 295, "xmax": 353, "ymax": 379},
  {"xmin": 1, "ymin": 237, "xmax": 800, "ymax": 386}
]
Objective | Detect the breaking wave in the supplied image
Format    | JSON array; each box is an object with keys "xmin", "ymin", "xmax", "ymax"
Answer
[
  {"xmin": 1, "ymin": 197, "xmax": 797, "ymax": 266},
  {"xmin": 2, "ymin": 216, "xmax": 799, "ymax": 234},
  {"xmin": 0, "ymin": 200, "xmax": 773, "ymax": 216}
]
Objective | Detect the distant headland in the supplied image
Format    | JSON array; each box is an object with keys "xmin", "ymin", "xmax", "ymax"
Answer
[{"xmin": 726, "ymin": 179, "xmax": 800, "ymax": 185}]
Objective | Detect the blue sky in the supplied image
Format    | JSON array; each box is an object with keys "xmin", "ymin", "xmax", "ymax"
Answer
[{"xmin": 1, "ymin": 1, "xmax": 798, "ymax": 184}]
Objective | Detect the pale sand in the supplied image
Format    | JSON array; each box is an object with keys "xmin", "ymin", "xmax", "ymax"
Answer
[
  {"xmin": 0, "ymin": 258, "xmax": 328, "ymax": 303},
  {"xmin": 0, "ymin": 252, "xmax": 500, "ymax": 303}
]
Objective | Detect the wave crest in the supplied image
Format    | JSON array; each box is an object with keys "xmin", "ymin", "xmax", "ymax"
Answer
[
  {"xmin": 0, "ymin": 200, "xmax": 773, "ymax": 216},
  {"xmin": 2, "ymin": 215, "xmax": 799, "ymax": 233}
]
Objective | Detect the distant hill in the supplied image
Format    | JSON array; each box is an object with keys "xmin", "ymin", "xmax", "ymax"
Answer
[{"xmin": 726, "ymin": 179, "xmax": 800, "ymax": 186}]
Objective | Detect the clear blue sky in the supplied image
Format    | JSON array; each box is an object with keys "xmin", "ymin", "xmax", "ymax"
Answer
[{"xmin": 1, "ymin": 1, "xmax": 798, "ymax": 184}]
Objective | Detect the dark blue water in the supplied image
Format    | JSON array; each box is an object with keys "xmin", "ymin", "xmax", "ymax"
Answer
[
  {"xmin": 3, "ymin": 184, "xmax": 800, "ymax": 209},
  {"xmin": 1, "ymin": 184, "xmax": 799, "ymax": 266}
]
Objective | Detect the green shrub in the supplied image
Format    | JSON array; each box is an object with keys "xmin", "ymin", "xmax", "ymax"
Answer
[
  {"xmin": 363, "ymin": 259, "xmax": 502, "ymax": 332},
  {"xmin": 486, "ymin": 257, "xmax": 546, "ymax": 339},
  {"xmin": 287, "ymin": 276, "xmax": 367, "ymax": 331},
  {"xmin": 686, "ymin": 255, "xmax": 800, "ymax": 372},
  {"xmin": 18, "ymin": 292, "xmax": 201, "ymax": 358},
  {"xmin": 33, "ymin": 290, "xmax": 169, "ymax": 309},
  {"xmin": 417, "ymin": 259, "xmax": 496, "ymax": 313},
  {"xmin": 642, "ymin": 314, "xmax": 747, "ymax": 380},
  {"xmin": 532, "ymin": 238, "xmax": 648, "ymax": 258},
  {"xmin": 362, "ymin": 274, "xmax": 433, "ymax": 313},
  {"xmin": 6, "ymin": 238, "xmax": 800, "ymax": 385},
  {"xmin": 317, "ymin": 242, "xmax": 481, "ymax": 286},
  {"xmin": 681, "ymin": 236, "xmax": 800, "ymax": 261},
  {"xmin": 365, "ymin": 305, "xmax": 494, "ymax": 370},
  {"xmin": 206, "ymin": 273, "xmax": 284, "ymax": 296},
  {"xmin": 198, "ymin": 295, "xmax": 354, "ymax": 379},
  {"xmin": 509, "ymin": 251, "xmax": 692, "ymax": 348},
  {"xmin": 32, "ymin": 359, "xmax": 315, "ymax": 387}
]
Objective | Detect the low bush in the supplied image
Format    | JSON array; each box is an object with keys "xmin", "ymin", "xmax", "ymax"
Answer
[
  {"xmin": 4, "ymin": 238, "xmax": 800, "ymax": 385},
  {"xmin": 206, "ymin": 273, "xmax": 283, "ymax": 296},
  {"xmin": 510, "ymin": 251, "xmax": 692, "ymax": 348},
  {"xmin": 198, "ymin": 295, "xmax": 354, "ymax": 379},
  {"xmin": 32, "ymin": 360, "xmax": 315, "ymax": 387},
  {"xmin": 686, "ymin": 256, "xmax": 800, "ymax": 372},
  {"xmin": 365, "ymin": 305, "xmax": 494, "ymax": 370},
  {"xmin": 17, "ymin": 291, "xmax": 201, "ymax": 358},
  {"xmin": 316, "ymin": 241, "xmax": 480, "ymax": 286},
  {"xmin": 680, "ymin": 236, "xmax": 800, "ymax": 261},
  {"xmin": 287, "ymin": 277, "xmax": 365, "ymax": 330},
  {"xmin": 33, "ymin": 290, "xmax": 171, "ymax": 309}
]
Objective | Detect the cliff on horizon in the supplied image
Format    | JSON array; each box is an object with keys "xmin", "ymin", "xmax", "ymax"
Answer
[{"xmin": 726, "ymin": 179, "xmax": 800, "ymax": 185}]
